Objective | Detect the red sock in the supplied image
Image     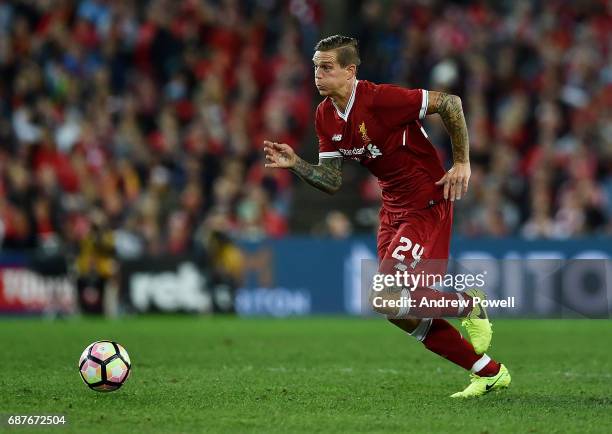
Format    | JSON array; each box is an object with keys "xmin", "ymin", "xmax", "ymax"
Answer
[
  {"xmin": 407, "ymin": 288, "xmax": 474, "ymax": 318},
  {"xmin": 421, "ymin": 319, "xmax": 500, "ymax": 376}
]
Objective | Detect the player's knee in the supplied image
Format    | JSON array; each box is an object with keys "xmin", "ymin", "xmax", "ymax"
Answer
[
  {"xmin": 369, "ymin": 289, "xmax": 387, "ymax": 315},
  {"xmin": 369, "ymin": 288, "xmax": 397, "ymax": 316},
  {"xmin": 369, "ymin": 287, "xmax": 411, "ymax": 317}
]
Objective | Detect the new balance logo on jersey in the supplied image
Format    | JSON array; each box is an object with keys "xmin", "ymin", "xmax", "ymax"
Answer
[{"xmin": 332, "ymin": 134, "xmax": 343, "ymax": 142}]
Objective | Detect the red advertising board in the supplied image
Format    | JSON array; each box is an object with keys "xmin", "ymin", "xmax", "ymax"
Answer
[{"xmin": 0, "ymin": 259, "xmax": 76, "ymax": 315}]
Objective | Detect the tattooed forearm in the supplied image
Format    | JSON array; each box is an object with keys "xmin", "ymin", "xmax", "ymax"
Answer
[
  {"xmin": 291, "ymin": 157, "xmax": 342, "ymax": 194},
  {"xmin": 429, "ymin": 92, "xmax": 470, "ymax": 163}
]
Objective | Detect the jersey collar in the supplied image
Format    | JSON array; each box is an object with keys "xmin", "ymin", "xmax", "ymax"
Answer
[{"xmin": 332, "ymin": 79, "xmax": 358, "ymax": 121}]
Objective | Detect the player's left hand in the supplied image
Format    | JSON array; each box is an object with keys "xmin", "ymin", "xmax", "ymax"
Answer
[
  {"xmin": 263, "ymin": 140, "xmax": 297, "ymax": 169},
  {"xmin": 435, "ymin": 162, "xmax": 471, "ymax": 201}
]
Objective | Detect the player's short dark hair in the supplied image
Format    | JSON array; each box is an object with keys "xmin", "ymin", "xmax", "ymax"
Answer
[{"xmin": 314, "ymin": 35, "xmax": 361, "ymax": 68}]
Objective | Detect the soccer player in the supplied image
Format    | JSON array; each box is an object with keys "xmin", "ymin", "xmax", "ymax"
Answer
[{"xmin": 263, "ymin": 35, "xmax": 510, "ymax": 397}]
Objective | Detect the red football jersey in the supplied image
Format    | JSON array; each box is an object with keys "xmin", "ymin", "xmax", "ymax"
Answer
[{"xmin": 315, "ymin": 80, "xmax": 446, "ymax": 213}]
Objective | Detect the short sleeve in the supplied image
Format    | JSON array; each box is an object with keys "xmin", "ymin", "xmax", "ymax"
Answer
[
  {"xmin": 315, "ymin": 105, "xmax": 342, "ymax": 159},
  {"xmin": 372, "ymin": 84, "xmax": 428, "ymax": 129}
]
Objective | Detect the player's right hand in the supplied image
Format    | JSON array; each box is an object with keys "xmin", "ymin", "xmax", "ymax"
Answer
[
  {"xmin": 435, "ymin": 161, "xmax": 471, "ymax": 201},
  {"xmin": 263, "ymin": 141, "xmax": 297, "ymax": 169}
]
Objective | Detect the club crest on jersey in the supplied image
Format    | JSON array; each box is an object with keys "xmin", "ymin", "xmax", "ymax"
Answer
[
  {"xmin": 332, "ymin": 134, "xmax": 343, "ymax": 142},
  {"xmin": 359, "ymin": 122, "xmax": 371, "ymax": 143},
  {"xmin": 359, "ymin": 122, "xmax": 382, "ymax": 159}
]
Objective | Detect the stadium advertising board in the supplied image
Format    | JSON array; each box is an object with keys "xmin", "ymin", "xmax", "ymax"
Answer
[
  {"xmin": 237, "ymin": 237, "xmax": 612, "ymax": 318},
  {"xmin": 119, "ymin": 255, "xmax": 234, "ymax": 314},
  {"xmin": 0, "ymin": 254, "xmax": 76, "ymax": 315}
]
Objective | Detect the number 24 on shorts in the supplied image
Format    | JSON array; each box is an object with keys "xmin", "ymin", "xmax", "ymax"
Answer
[{"xmin": 391, "ymin": 237, "xmax": 424, "ymax": 268}]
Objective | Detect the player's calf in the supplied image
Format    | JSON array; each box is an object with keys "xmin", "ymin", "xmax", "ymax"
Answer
[{"xmin": 370, "ymin": 278, "xmax": 493, "ymax": 355}]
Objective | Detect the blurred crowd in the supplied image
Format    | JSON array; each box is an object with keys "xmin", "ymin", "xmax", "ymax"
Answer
[
  {"xmin": 0, "ymin": 0, "xmax": 610, "ymax": 260},
  {"xmin": 353, "ymin": 0, "xmax": 611, "ymax": 238},
  {"xmin": 0, "ymin": 0, "xmax": 319, "ymax": 257}
]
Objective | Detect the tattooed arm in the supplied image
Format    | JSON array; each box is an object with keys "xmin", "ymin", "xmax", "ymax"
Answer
[
  {"xmin": 263, "ymin": 140, "xmax": 342, "ymax": 195},
  {"xmin": 291, "ymin": 156, "xmax": 343, "ymax": 195},
  {"xmin": 426, "ymin": 91, "xmax": 471, "ymax": 201},
  {"xmin": 427, "ymin": 92, "xmax": 469, "ymax": 163}
]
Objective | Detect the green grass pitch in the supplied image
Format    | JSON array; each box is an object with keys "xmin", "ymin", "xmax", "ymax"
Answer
[{"xmin": 1, "ymin": 316, "xmax": 611, "ymax": 433}]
